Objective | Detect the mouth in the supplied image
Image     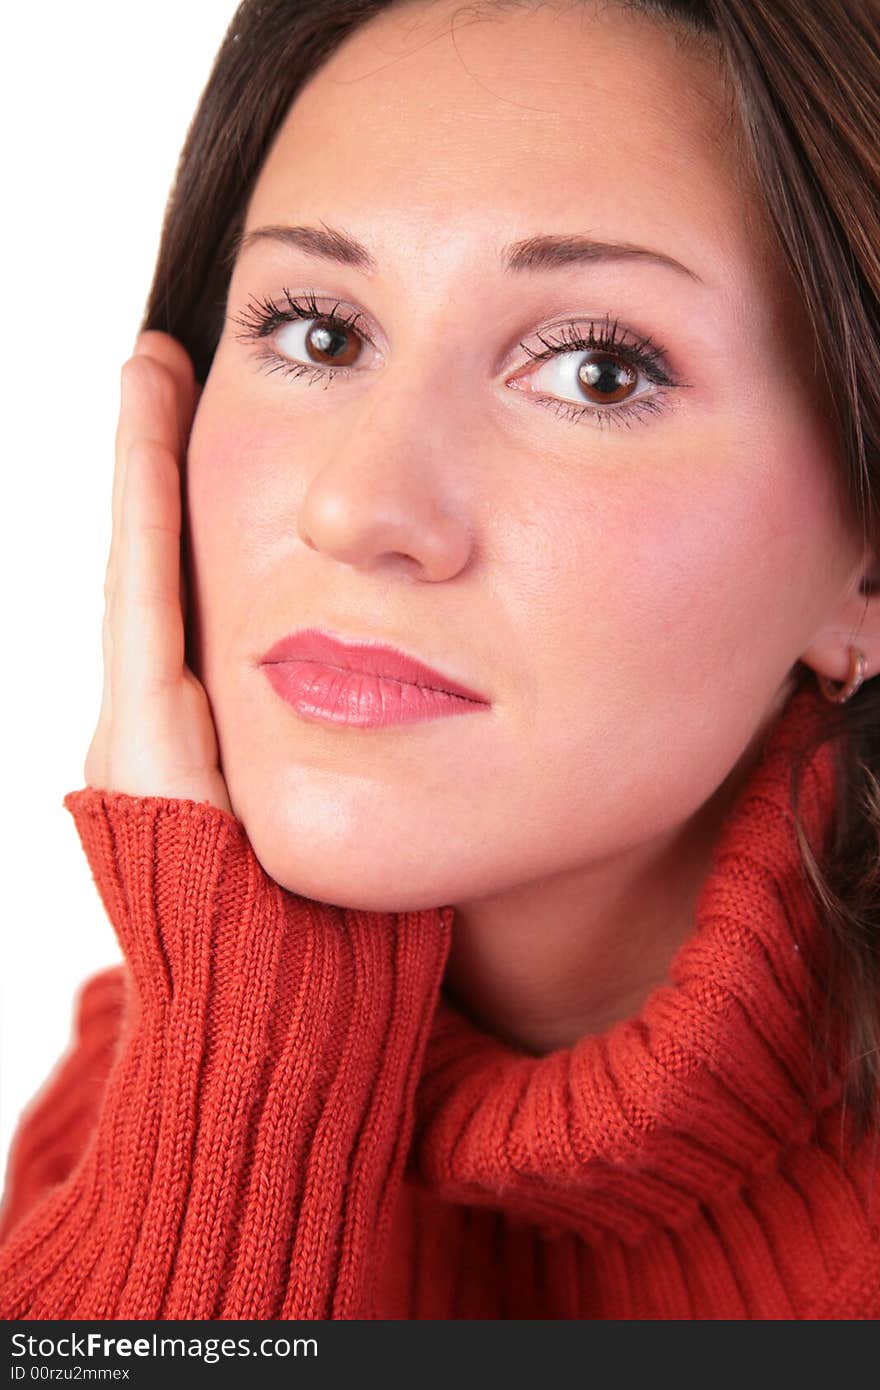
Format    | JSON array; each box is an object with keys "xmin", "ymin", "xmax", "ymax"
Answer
[
  {"xmin": 259, "ymin": 627, "xmax": 491, "ymax": 703},
  {"xmin": 258, "ymin": 627, "xmax": 492, "ymax": 729}
]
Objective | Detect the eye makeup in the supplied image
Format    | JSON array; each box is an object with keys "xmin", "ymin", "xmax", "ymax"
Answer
[{"xmin": 230, "ymin": 288, "xmax": 692, "ymax": 429}]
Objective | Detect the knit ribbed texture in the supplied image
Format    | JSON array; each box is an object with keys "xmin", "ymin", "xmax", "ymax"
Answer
[
  {"xmin": 0, "ymin": 794, "xmax": 452, "ymax": 1318},
  {"xmin": 1, "ymin": 679, "xmax": 878, "ymax": 1318}
]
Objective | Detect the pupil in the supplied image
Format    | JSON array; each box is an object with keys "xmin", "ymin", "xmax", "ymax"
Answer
[
  {"xmin": 578, "ymin": 356, "xmax": 632, "ymax": 397},
  {"xmin": 309, "ymin": 322, "xmax": 349, "ymax": 360}
]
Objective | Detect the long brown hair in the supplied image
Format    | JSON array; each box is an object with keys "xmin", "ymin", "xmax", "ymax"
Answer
[{"xmin": 141, "ymin": 0, "xmax": 880, "ymax": 1149}]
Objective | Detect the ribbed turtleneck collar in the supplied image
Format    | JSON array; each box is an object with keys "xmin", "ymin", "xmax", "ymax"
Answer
[{"xmin": 407, "ymin": 678, "xmax": 844, "ymax": 1242}]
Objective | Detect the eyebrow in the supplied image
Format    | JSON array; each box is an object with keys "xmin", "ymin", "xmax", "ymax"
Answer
[{"xmin": 232, "ymin": 222, "xmax": 705, "ymax": 285}]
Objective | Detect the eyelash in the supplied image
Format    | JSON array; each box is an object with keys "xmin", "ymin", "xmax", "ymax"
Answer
[{"xmin": 230, "ymin": 288, "xmax": 688, "ymax": 429}]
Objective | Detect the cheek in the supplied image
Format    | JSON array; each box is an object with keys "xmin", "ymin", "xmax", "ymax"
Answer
[
  {"xmin": 512, "ymin": 418, "xmax": 843, "ymax": 724},
  {"xmin": 617, "ymin": 440, "xmax": 838, "ymax": 682},
  {"xmin": 483, "ymin": 425, "xmax": 842, "ymax": 861},
  {"xmin": 186, "ymin": 388, "xmax": 299, "ymax": 604}
]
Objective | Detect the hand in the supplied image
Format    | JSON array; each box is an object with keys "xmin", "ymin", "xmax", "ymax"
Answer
[{"xmin": 83, "ymin": 331, "xmax": 233, "ymax": 814}]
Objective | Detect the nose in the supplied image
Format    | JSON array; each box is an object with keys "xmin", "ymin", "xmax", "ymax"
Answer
[{"xmin": 296, "ymin": 378, "xmax": 475, "ymax": 582}]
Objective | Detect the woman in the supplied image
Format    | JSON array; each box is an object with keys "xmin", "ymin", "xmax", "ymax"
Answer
[{"xmin": 0, "ymin": 0, "xmax": 878, "ymax": 1319}]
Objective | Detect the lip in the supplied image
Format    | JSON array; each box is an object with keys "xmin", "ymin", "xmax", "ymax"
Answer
[{"xmin": 258, "ymin": 626, "xmax": 492, "ymax": 728}]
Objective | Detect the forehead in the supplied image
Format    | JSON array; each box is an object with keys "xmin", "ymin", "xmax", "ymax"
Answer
[{"xmin": 243, "ymin": 0, "xmax": 769, "ymax": 295}]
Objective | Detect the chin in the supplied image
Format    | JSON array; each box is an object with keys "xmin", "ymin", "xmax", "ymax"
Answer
[{"xmin": 236, "ymin": 809, "xmax": 449, "ymax": 914}]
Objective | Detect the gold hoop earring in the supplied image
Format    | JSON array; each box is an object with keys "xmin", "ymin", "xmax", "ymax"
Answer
[{"xmin": 816, "ymin": 645, "xmax": 868, "ymax": 704}]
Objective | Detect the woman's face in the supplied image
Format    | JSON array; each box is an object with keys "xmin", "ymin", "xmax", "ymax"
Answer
[{"xmin": 186, "ymin": 0, "xmax": 865, "ymax": 910}]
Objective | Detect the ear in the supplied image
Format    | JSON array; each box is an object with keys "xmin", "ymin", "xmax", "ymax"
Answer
[{"xmin": 799, "ymin": 547, "xmax": 880, "ymax": 687}]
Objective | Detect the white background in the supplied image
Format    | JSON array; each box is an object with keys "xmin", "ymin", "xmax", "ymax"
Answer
[{"xmin": 0, "ymin": 3, "xmax": 241, "ymax": 1184}]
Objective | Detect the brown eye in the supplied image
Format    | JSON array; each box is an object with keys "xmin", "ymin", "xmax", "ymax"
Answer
[
  {"xmin": 303, "ymin": 317, "xmax": 363, "ymax": 367},
  {"xmin": 274, "ymin": 316, "xmax": 364, "ymax": 369},
  {"xmin": 576, "ymin": 353, "xmax": 639, "ymax": 405},
  {"xmin": 513, "ymin": 334, "xmax": 655, "ymax": 419}
]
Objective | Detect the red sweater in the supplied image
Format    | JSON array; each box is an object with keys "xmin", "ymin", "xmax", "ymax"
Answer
[{"xmin": 1, "ymin": 679, "xmax": 878, "ymax": 1319}]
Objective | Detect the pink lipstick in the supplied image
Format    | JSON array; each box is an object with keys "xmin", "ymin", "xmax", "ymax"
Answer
[{"xmin": 259, "ymin": 627, "xmax": 492, "ymax": 728}]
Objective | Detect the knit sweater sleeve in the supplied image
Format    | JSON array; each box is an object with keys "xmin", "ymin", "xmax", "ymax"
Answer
[
  {"xmin": 0, "ymin": 963, "xmax": 127, "ymax": 1249},
  {"xmin": 0, "ymin": 787, "xmax": 452, "ymax": 1320}
]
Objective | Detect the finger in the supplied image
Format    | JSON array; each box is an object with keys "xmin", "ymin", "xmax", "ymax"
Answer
[
  {"xmin": 88, "ymin": 587, "xmax": 115, "ymax": 780},
  {"xmin": 113, "ymin": 347, "xmax": 183, "ymax": 543},
  {"xmin": 130, "ymin": 330, "xmax": 200, "ymax": 455},
  {"xmin": 108, "ymin": 354, "xmax": 182, "ymax": 649},
  {"xmin": 114, "ymin": 425, "xmax": 185, "ymax": 699},
  {"xmin": 89, "ymin": 509, "xmax": 121, "ymax": 784},
  {"xmin": 109, "ymin": 334, "xmax": 199, "ymax": 600},
  {"xmin": 96, "ymin": 335, "xmax": 198, "ymax": 786}
]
